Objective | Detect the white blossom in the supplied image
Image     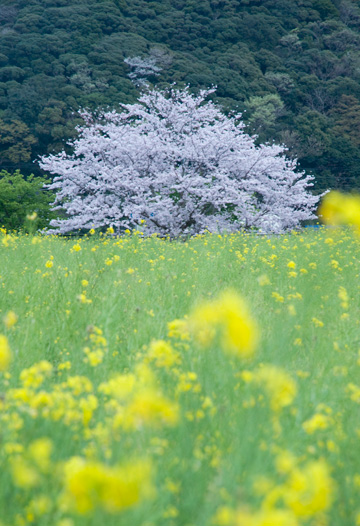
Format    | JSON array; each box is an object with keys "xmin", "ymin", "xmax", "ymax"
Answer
[
  {"xmin": 124, "ymin": 56, "xmax": 161, "ymax": 87},
  {"xmin": 40, "ymin": 87, "xmax": 321, "ymax": 236}
]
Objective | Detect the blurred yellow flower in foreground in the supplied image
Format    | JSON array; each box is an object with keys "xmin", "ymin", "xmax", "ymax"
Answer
[
  {"xmin": 167, "ymin": 318, "xmax": 190, "ymax": 340},
  {"xmin": 235, "ymin": 508, "xmax": 298, "ymax": 526},
  {"xmin": 303, "ymin": 413, "xmax": 333, "ymax": 434},
  {"xmin": 62, "ymin": 457, "xmax": 154, "ymax": 514},
  {"xmin": 0, "ymin": 334, "xmax": 11, "ymax": 371},
  {"xmin": 29, "ymin": 438, "xmax": 53, "ymax": 473},
  {"xmin": 146, "ymin": 340, "xmax": 181, "ymax": 368},
  {"xmin": 283, "ymin": 459, "xmax": 335, "ymax": 517},
  {"xmin": 319, "ymin": 191, "xmax": 360, "ymax": 230},
  {"xmin": 252, "ymin": 365, "xmax": 297, "ymax": 412},
  {"xmin": 10, "ymin": 457, "xmax": 40, "ymax": 489},
  {"xmin": 189, "ymin": 290, "xmax": 258, "ymax": 359},
  {"xmin": 3, "ymin": 310, "xmax": 18, "ymax": 329}
]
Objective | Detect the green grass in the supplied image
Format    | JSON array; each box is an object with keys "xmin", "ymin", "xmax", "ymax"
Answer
[{"xmin": 0, "ymin": 228, "xmax": 359, "ymax": 526}]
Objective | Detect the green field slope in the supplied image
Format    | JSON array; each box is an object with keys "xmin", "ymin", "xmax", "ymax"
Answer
[{"xmin": 0, "ymin": 228, "xmax": 359, "ymax": 524}]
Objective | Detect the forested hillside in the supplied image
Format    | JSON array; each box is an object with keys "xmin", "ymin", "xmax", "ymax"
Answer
[{"xmin": 0, "ymin": 0, "xmax": 359, "ymax": 191}]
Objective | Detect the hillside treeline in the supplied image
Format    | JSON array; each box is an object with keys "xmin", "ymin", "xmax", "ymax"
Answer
[{"xmin": 0, "ymin": 0, "xmax": 359, "ymax": 191}]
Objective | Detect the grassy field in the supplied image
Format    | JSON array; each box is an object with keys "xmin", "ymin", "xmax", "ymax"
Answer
[{"xmin": 0, "ymin": 227, "xmax": 359, "ymax": 526}]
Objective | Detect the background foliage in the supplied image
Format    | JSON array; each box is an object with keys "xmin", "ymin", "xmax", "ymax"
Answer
[
  {"xmin": 0, "ymin": 0, "xmax": 359, "ymax": 191},
  {"xmin": 0, "ymin": 170, "xmax": 55, "ymax": 231}
]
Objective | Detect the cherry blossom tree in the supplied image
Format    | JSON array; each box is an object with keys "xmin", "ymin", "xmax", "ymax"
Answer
[
  {"xmin": 124, "ymin": 56, "xmax": 162, "ymax": 87},
  {"xmin": 40, "ymin": 87, "xmax": 321, "ymax": 236}
]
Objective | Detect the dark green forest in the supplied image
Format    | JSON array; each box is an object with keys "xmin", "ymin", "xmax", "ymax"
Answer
[{"xmin": 1, "ymin": 0, "xmax": 360, "ymax": 192}]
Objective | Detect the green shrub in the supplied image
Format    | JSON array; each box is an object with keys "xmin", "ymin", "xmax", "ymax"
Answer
[{"xmin": 0, "ymin": 170, "xmax": 56, "ymax": 231}]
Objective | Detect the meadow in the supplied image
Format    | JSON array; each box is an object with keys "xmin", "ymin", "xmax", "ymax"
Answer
[{"xmin": 0, "ymin": 226, "xmax": 359, "ymax": 526}]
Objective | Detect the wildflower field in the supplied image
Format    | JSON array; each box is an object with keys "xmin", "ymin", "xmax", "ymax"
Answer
[{"xmin": 0, "ymin": 227, "xmax": 359, "ymax": 526}]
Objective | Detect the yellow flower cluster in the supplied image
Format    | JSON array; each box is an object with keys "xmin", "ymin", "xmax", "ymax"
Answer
[
  {"xmin": 188, "ymin": 289, "xmax": 259, "ymax": 359},
  {"xmin": 98, "ymin": 363, "xmax": 179, "ymax": 430},
  {"xmin": 145, "ymin": 339, "xmax": 181, "ymax": 368},
  {"xmin": 250, "ymin": 365, "xmax": 297, "ymax": 413},
  {"xmin": 215, "ymin": 456, "xmax": 334, "ymax": 526},
  {"xmin": 62, "ymin": 457, "xmax": 154, "ymax": 514},
  {"xmin": 320, "ymin": 191, "xmax": 360, "ymax": 231},
  {"xmin": 3, "ymin": 310, "xmax": 18, "ymax": 329},
  {"xmin": 83, "ymin": 326, "xmax": 108, "ymax": 366},
  {"xmin": 10, "ymin": 438, "xmax": 53, "ymax": 489},
  {"xmin": 1, "ymin": 225, "xmax": 359, "ymax": 526},
  {"xmin": 0, "ymin": 334, "xmax": 11, "ymax": 370}
]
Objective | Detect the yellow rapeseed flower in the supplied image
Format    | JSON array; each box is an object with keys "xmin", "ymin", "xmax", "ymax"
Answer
[
  {"xmin": 312, "ymin": 317, "xmax": 324, "ymax": 328},
  {"xmin": 275, "ymin": 450, "xmax": 297, "ymax": 475},
  {"xmin": 283, "ymin": 459, "xmax": 335, "ymax": 517},
  {"xmin": 0, "ymin": 334, "xmax": 11, "ymax": 370},
  {"xmin": 28, "ymin": 438, "xmax": 53, "ymax": 473},
  {"xmin": 83, "ymin": 347, "xmax": 104, "ymax": 367},
  {"xmin": 302, "ymin": 413, "xmax": 332, "ymax": 434},
  {"xmin": 272, "ymin": 292, "xmax": 284, "ymax": 303},
  {"xmin": 167, "ymin": 319, "xmax": 190, "ymax": 340},
  {"xmin": 26, "ymin": 495, "xmax": 52, "ymax": 517},
  {"xmin": 253, "ymin": 365, "xmax": 297, "ymax": 412},
  {"xmin": 320, "ymin": 191, "xmax": 360, "ymax": 231},
  {"xmin": 127, "ymin": 389, "xmax": 179, "ymax": 429},
  {"xmin": 20, "ymin": 360, "xmax": 53, "ymax": 388},
  {"xmin": 338, "ymin": 286, "xmax": 349, "ymax": 309},
  {"xmin": 3, "ymin": 310, "xmax": 18, "ymax": 329},
  {"xmin": 189, "ymin": 290, "xmax": 258, "ymax": 359},
  {"xmin": 234, "ymin": 508, "xmax": 298, "ymax": 526},
  {"xmin": 146, "ymin": 340, "xmax": 181, "ymax": 368},
  {"xmin": 213, "ymin": 506, "xmax": 236, "ymax": 526},
  {"xmin": 63, "ymin": 457, "xmax": 154, "ymax": 514},
  {"xmin": 257, "ymin": 274, "xmax": 270, "ymax": 286},
  {"xmin": 77, "ymin": 293, "xmax": 92, "ymax": 304},
  {"xmin": 10, "ymin": 457, "xmax": 40, "ymax": 489}
]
